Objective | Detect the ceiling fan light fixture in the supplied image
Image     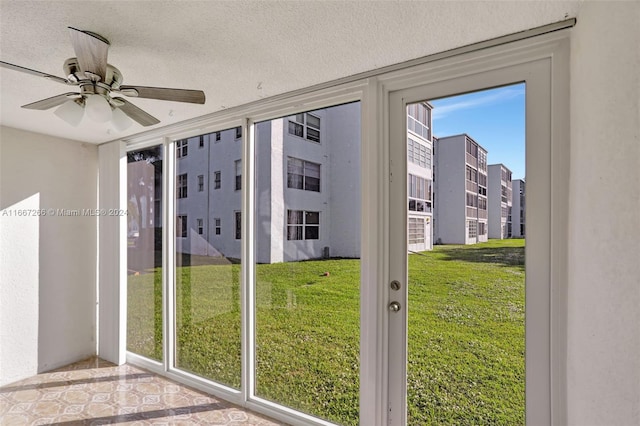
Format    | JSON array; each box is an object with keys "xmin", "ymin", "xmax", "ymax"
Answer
[
  {"xmin": 54, "ymin": 99, "xmax": 84, "ymax": 127},
  {"xmin": 112, "ymin": 107, "xmax": 133, "ymax": 132},
  {"xmin": 85, "ymin": 94, "xmax": 112, "ymax": 123}
]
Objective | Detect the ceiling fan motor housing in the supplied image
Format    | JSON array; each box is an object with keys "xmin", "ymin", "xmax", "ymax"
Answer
[{"xmin": 64, "ymin": 58, "xmax": 123, "ymax": 88}]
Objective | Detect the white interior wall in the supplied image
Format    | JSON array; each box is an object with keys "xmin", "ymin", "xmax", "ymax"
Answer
[
  {"xmin": 0, "ymin": 126, "xmax": 97, "ymax": 385},
  {"xmin": 568, "ymin": 3, "xmax": 640, "ymax": 424}
]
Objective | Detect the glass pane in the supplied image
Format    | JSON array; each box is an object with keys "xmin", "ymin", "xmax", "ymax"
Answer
[
  {"xmin": 306, "ymin": 114, "xmax": 320, "ymax": 129},
  {"xmin": 407, "ymin": 84, "xmax": 525, "ymax": 424},
  {"xmin": 288, "ymin": 210, "xmax": 304, "ymax": 224},
  {"xmin": 174, "ymin": 129, "xmax": 242, "ymax": 389},
  {"xmin": 303, "ymin": 161, "xmax": 320, "ymax": 178},
  {"xmin": 255, "ymin": 102, "xmax": 361, "ymax": 425},
  {"xmin": 127, "ymin": 146, "xmax": 163, "ymax": 361},
  {"xmin": 304, "ymin": 176, "xmax": 320, "ymax": 192},
  {"xmin": 307, "ymin": 128, "xmax": 320, "ymax": 143},
  {"xmin": 289, "ymin": 121, "xmax": 303, "ymax": 137},
  {"xmin": 305, "ymin": 211, "xmax": 320, "ymax": 224}
]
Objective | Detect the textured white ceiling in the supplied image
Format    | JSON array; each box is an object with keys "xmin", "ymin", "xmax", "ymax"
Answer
[{"xmin": 0, "ymin": 1, "xmax": 581, "ymax": 144}]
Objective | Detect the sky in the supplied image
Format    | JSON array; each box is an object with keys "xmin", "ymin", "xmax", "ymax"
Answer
[{"xmin": 429, "ymin": 83, "xmax": 525, "ymax": 180}]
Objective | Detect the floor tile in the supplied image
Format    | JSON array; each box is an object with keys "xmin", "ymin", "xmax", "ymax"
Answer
[{"xmin": 0, "ymin": 357, "xmax": 286, "ymax": 425}]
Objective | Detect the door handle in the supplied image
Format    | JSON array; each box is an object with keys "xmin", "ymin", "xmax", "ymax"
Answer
[{"xmin": 388, "ymin": 301, "xmax": 401, "ymax": 312}]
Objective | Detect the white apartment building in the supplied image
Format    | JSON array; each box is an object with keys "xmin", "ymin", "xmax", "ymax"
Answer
[
  {"xmin": 171, "ymin": 101, "xmax": 434, "ymax": 263},
  {"xmin": 488, "ymin": 163, "xmax": 513, "ymax": 239},
  {"xmin": 173, "ymin": 103, "xmax": 362, "ymax": 264},
  {"xmin": 433, "ymin": 134, "xmax": 489, "ymax": 245},
  {"xmin": 512, "ymin": 178, "xmax": 526, "ymax": 238},
  {"xmin": 407, "ymin": 102, "xmax": 434, "ymax": 252}
]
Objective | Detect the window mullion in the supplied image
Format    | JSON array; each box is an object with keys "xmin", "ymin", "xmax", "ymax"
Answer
[
  {"xmin": 242, "ymin": 118, "xmax": 256, "ymax": 403},
  {"xmin": 164, "ymin": 137, "xmax": 176, "ymax": 374}
]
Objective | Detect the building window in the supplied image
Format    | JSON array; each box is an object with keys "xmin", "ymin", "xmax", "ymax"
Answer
[
  {"xmin": 478, "ymin": 222, "xmax": 487, "ymax": 236},
  {"xmin": 198, "ymin": 175, "xmax": 204, "ymax": 192},
  {"xmin": 235, "ymin": 160, "xmax": 242, "ymax": 190},
  {"xmin": 408, "ymin": 174, "xmax": 432, "ymax": 213},
  {"xmin": 466, "ymin": 138, "xmax": 478, "ymax": 157},
  {"xmin": 287, "ymin": 210, "xmax": 320, "ymax": 240},
  {"xmin": 408, "ymin": 217, "xmax": 425, "ymax": 244},
  {"xmin": 478, "ymin": 196, "xmax": 487, "ymax": 210},
  {"xmin": 215, "ymin": 131, "xmax": 221, "ymax": 142},
  {"xmin": 466, "ymin": 192, "xmax": 478, "ymax": 207},
  {"xmin": 478, "ymin": 150, "xmax": 487, "ymax": 172},
  {"xmin": 177, "ymin": 215, "xmax": 187, "ymax": 237},
  {"xmin": 287, "ymin": 157, "xmax": 320, "ymax": 192},
  {"xmin": 214, "ymin": 171, "xmax": 221, "ymax": 189},
  {"xmin": 478, "ymin": 173, "xmax": 487, "ymax": 187},
  {"xmin": 198, "ymin": 135, "xmax": 204, "ymax": 148},
  {"xmin": 408, "ymin": 137, "xmax": 431, "ymax": 169},
  {"xmin": 288, "ymin": 113, "xmax": 321, "ymax": 143},
  {"xmin": 177, "ymin": 173, "xmax": 188, "ymax": 199},
  {"xmin": 215, "ymin": 218, "xmax": 221, "ymax": 235},
  {"xmin": 466, "ymin": 165, "xmax": 478, "ymax": 183},
  {"xmin": 235, "ymin": 212, "xmax": 241, "ymax": 239},
  {"xmin": 196, "ymin": 218, "xmax": 203, "ymax": 235},
  {"xmin": 407, "ymin": 103, "xmax": 431, "ymax": 140},
  {"xmin": 235, "ymin": 127, "xmax": 242, "ymax": 139},
  {"xmin": 176, "ymin": 139, "xmax": 188, "ymax": 158},
  {"xmin": 501, "ymin": 168, "xmax": 512, "ymax": 182},
  {"xmin": 468, "ymin": 220, "xmax": 477, "ymax": 238}
]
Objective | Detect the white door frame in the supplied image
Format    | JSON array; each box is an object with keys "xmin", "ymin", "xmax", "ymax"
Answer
[{"xmin": 383, "ymin": 33, "xmax": 569, "ymax": 426}]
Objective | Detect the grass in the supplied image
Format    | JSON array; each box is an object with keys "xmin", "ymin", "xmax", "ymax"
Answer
[
  {"xmin": 127, "ymin": 239, "xmax": 524, "ymax": 425},
  {"xmin": 407, "ymin": 239, "xmax": 524, "ymax": 425}
]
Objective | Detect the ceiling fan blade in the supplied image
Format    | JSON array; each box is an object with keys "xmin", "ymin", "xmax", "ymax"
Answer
[
  {"xmin": 119, "ymin": 85, "xmax": 206, "ymax": 104},
  {"xmin": 68, "ymin": 27, "xmax": 110, "ymax": 81},
  {"xmin": 22, "ymin": 93, "xmax": 81, "ymax": 110},
  {"xmin": 1, "ymin": 61, "xmax": 70, "ymax": 85},
  {"xmin": 114, "ymin": 98, "xmax": 160, "ymax": 127}
]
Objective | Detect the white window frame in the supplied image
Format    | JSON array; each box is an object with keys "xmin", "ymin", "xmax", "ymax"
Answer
[
  {"xmin": 286, "ymin": 210, "xmax": 320, "ymax": 241},
  {"xmin": 287, "ymin": 157, "xmax": 321, "ymax": 192},
  {"xmin": 288, "ymin": 112, "xmax": 321, "ymax": 143},
  {"xmin": 177, "ymin": 214, "xmax": 187, "ymax": 238},
  {"xmin": 109, "ymin": 22, "xmax": 571, "ymax": 426},
  {"xmin": 177, "ymin": 173, "xmax": 187, "ymax": 199},
  {"xmin": 176, "ymin": 139, "xmax": 188, "ymax": 158},
  {"xmin": 197, "ymin": 174, "xmax": 204, "ymax": 192}
]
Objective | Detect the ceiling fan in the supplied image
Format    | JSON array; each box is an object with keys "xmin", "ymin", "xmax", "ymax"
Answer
[{"xmin": 0, "ymin": 27, "xmax": 206, "ymax": 129}]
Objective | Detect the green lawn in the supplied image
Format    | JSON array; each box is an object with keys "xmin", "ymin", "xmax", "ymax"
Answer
[{"xmin": 128, "ymin": 239, "xmax": 524, "ymax": 425}]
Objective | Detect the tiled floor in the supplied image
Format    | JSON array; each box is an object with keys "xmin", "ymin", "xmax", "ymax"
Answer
[{"xmin": 0, "ymin": 357, "xmax": 286, "ymax": 425}]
